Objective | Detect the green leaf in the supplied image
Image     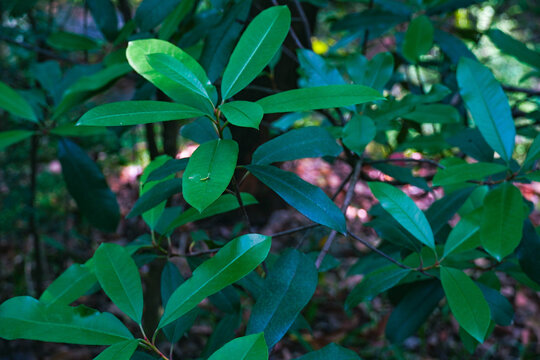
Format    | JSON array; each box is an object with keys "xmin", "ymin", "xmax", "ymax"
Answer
[
  {"xmin": 440, "ymin": 266, "xmax": 491, "ymax": 343},
  {"xmin": 166, "ymin": 193, "xmax": 257, "ymax": 231},
  {"xmin": 476, "ymin": 283, "xmax": 513, "ymax": 326},
  {"xmin": 297, "ymin": 49, "xmax": 346, "ymax": 88},
  {"xmin": 433, "ymin": 29, "xmax": 476, "ymax": 64},
  {"xmin": 294, "ymin": 343, "xmax": 361, "ymax": 360},
  {"xmin": 446, "ymin": 128, "xmax": 494, "ymax": 162},
  {"xmin": 432, "ymin": 162, "xmax": 507, "ymax": 186},
  {"xmin": 246, "ymin": 165, "xmax": 346, "ymax": 234},
  {"xmin": 134, "ymin": 0, "xmax": 182, "ymax": 32},
  {"xmin": 220, "ymin": 101, "xmax": 263, "ymax": 129},
  {"xmin": 402, "ymin": 104, "xmax": 460, "ymax": 124},
  {"xmin": 252, "ymin": 127, "xmax": 342, "ymax": 165},
  {"xmin": 443, "ymin": 211, "xmax": 481, "ymax": 258},
  {"xmin": 53, "ymin": 63, "xmax": 132, "ymax": 120},
  {"xmin": 457, "ymin": 57, "xmax": 515, "ymax": 162},
  {"xmin": 371, "ymin": 163, "xmax": 430, "ymax": 192},
  {"xmin": 386, "ymin": 280, "xmax": 444, "ymax": 343},
  {"xmin": 126, "ymin": 39, "xmax": 216, "ymax": 114},
  {"xmin": 247, "ymin": 249, "xmax": 318, "ymax": 347},
  {"xmin": 183, "ymin": 139, "xmax": 239, "ymax": 212},
  {"xmin": 346, "ymin": 52, "xmax": 394, "ymax": 92},
  {"xmin": 517, "ymin": 220, "xmax": 540, "ymax": 285},
  {"xmin": 146, "ymin": 53, "xmax": 215, "ymax": 110},
  {"xmin": 0, "ymin": 130, "xmax": 34, "ymax": 150},
  {"xmin": 158, "ymin": 0, "xmax": 196, "ymax": 41},
  {"xmin": 0, "ymin": 296, "xmax": 133, "ymax": 345},
  {"xmin": 161, "ymin": 262, "xmax": 199, "ymax": 343},
  {"xmin": 402, "ymin": 15, "xmax": 433, "ymax": 63},
  {"xmin": 78, "ymin": 101, "xmax": 204, "ymax": 126},
  {"xmin": 480, "ymin": 183, "xmax": 525, "ymax": 261},
  {"xmin": 342, "ymin": 115, "xmax": 376, "ymax": 155},
  {"xmin": 200, "ymin": 0, "xmax": 252, "ymax": 82},
  {"xmin": 127, "ymin": 178, "xmax": 182, "ymax": 219},
  {"xmin": 50, "ymin": 123, "xmax": 108, "ymax": 137},
  {"xmin": 202, "ymin": 312, "xmax": 241, "ymax": 358},
  {"xmin": 40, "ymin": 264, "xmax": 97, "ymax": 306},
  {"xmin": 488, "ymin": 29, "xmax": 540, "ymax": 71},
  {"xmin": 87, "ymin": 0, "xmax": 118, "ymax": 42},
  {"xmin": 94, "ymin": 339, "xmax": 139, "ymax": 360},
  {"xmin": 207, "ymin": 333, "xmax": 268, "ymax": 360},
  {"xmin": 94, "ymin": 243, "xmax": 144, "ymax": 324},
  {"xmin": 368, "ymin": 182, "xmax": 434, "ymax": 249},
  {"xmin": 158, "ymin": 234, "xmax": 271, "ymax": 329},
  {"xmin": 257, "ymin": 85, "xmax": 384, "ymax": 114},
  {"xmin": 523, "ymin": 133, "xmax": 540, "ymax": 170},
  {"xmin": 145, "ymin": 158, "xmax": 188, "ymax": 183},
  {"xmin": 47, "ymin": 31, "xmax": 99, "ymax": 51},
  {"xmin": 345, "ymin": 265, "xmax": 411, "ymax": 312},
  {"xmin": 58, "ymin": 139, "xmax": 119, "ymax": 232},
  {"xmin": 221, "ymin": 6, "xmax": 291, "ymax": 99},
  {"xmin": 0, "ymin": 81, "xmax": 37, "ymax": 122}
]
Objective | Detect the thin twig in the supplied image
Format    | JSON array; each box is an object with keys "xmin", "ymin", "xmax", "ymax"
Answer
[
  {"xmin": 361, "ymin": 0, "xmax": 374, "ymax": 54},
  {"xmin": 0, "ymin": 35, "xmax": 79, "ymax": 64},
  {"xmin": 366, "ymin": 157, "xmax": 445, "ymax": 169},
  {"xmin": 315, "ymin": 159, "xmax": 363, "ymax": 268},
  {"xmin": 347, "ymin": 231, "xmax": 410, "ymax": 270},
  {"xmin": 271, "ymin": 0, "xmax": 305, "ymax": 49},
  {"xmin": 502, "ymin": 85, "xmax": 540, "ymax": 96},
  {"xmin": 232, "ymin": 176, "xmax": 254, "ymax": 232},
  {"xmin": 293, "ymin": 0, "xmax": 312, "ymax": 46}
]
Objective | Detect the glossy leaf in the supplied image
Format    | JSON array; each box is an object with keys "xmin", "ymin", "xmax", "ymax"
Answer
[
  {"xmin": 220, "ymin": 101, "xmax": 263, "ymax": 129},
  {"xmin": 294, "ymin": 343, "xmax": 360, "ymax": 360},
  {"xmin": 345, "ymin": 265, "xmax": 411, "ymax": 311},
  {"xmin": 342, "ymin": 115, "xmax": 376, "ymax": 155},
  {"xmin": 457, "ymin": 57, "xmax": 515, "ymax": 162},
  {"xmin": 126, "ymin": 39, "xmax": 216, "ymax": 114},
  {"xmin": 488, "ymin": 29, "xmax": 540, "ymax": 70},
  {"xmin": 0, "ymin": 130, "xmax": 34, "ymax": 150},
  {"xmin": 424, "ymin": 185, "xmax": 476, "ymax": 233},
  {"xmin": 78, "ymin": 101, "xmax": 204, "ymax": 127},
  {"xmin": 247, "ymin": 249, "xmax": 318, "ymax": 347},
  {"xmin": 94, "ymin": 339, "xmax": 139, "ymax": 360},
  {"xmin": 94, "ymin": 243, "xmax": 144, "ymax": 323},
  {"xmin": 158, "ymin": 234, "xmax": 271, "ymax": 329},
  {"xmin": 480, "ymin": 183, "xmax": 525, "ymax": 261},
  {"xmin": 432, "ymin": 162, "xmax": 507, "ymax": 186},
  {"xmin": 200, "ymin": 0, "xmax": 252, "ymax": 82},
  {"xmin": 127, "ymin": 178, "xmax": 182, "ymax": 219},
  {"xmin": 403, "ymin": 104, "xmax": 460, "ymax": 124},
  {"xmin": 257, "ymin": 85, "xmax": 384, "ymax": 114},
  {"xmin": 183, "ymin": 139, "xmax": 239, "ymax": 212},
  {"xmin": 167, "ymin": 193, "xmax": 257, "ymax": 231},
  {"xmin": 134, "ymin": 0, "xmax": 182, "ymax": 32},
  {"xmin": 386, "ymin": 280, "xmax": 444, "ymax": 343},
  {"xmin": 146, "ymin": 53, "xmax": 214, "ymax": 110},
  {"xmin": 207, "ymin": 333, "xmax": 268, "ymax": 360},
  {"xmin": 402, "ymin": 15, "xmax": 433, "ymax": 63},
  {"xmin": 446, "ymin": 128, "xmax": 494, "ymax": 162},
  {"xmin": 58, "ymin": 139, "xmax": 119, "ymax": 232},
  {"xmin": 40, "ymin": 264, "xmax": 97, "ymax": 306},
  {"xmin": 440, "ymin": 266, "xmax": 491, "ymax": 343},
  {"xmin": 202, "ymin": 312, "xmax": 241, "ymax": 357},
  {"xmin": 443, "ymin": 212, "xmax": 481, "ymax": 258},
  {"xmin": 50, "ymin": 123, "xmax": 107, "ymax": 137},
  {"xmin": 0, "ymin": 296, "xmax": 133, "ymax": 345},
  {"xmin": 252, "ymin": 127, "xmax": 342, "ymax": 165},
  {"xmin": 246, "ymin": 165, "xmax": 346, "ymax": 234},
  {"xmin": 221, "ymin": 6, "xmax": 291, "ymax": 99},
  {"xmin": 369, "ymin": 182, "xmax": 434, "ymax": 249},
  {"xmin": 0, "ymin": 81, "xmax": 37, "ymax": 122}
]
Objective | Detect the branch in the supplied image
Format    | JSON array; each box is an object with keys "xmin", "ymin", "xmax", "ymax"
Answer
[
  {"xmin": 293, "ymin": 0, "xmax": 312, "ymax": 46},
  {"xmin": 271, "ymin": 0, "xmax": 305, "ymax": 49},
  {"xmin": 0, "ymin": 35, "xmax": 80, "ymax": 64},
  {"xmin": 503, "ymin": 85, "xmax": 540, "ymax": 97},
  {"xmin": 315, "ymin": 158, "xmax": 363, "ymax": 268}
]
